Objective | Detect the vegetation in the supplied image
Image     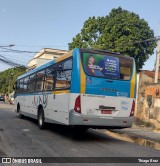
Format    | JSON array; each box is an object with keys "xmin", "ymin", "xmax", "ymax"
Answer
[
  {"xmin": 0, "ymin": 66, "xmax": 26, "ymax": 95},
  {"xmin": 68, "ymin": 7, "xmax": 157, "ymax": 70}
]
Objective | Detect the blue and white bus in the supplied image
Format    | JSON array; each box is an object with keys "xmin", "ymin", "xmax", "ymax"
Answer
[{"xmin": 14, "ymin": 48, "xmax": 136, "ymax": 130}]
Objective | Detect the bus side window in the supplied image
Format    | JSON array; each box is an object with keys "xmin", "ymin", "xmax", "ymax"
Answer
[
  {"xmin": 44, "ymin": 67, "xmax": 55, "ymax": 91},
  {"xmin": 23, "ymin": 76, "xmax": 29, "ymax": 92},
  {"xmin": 19, "ymin": 79, "xmax": 24, "ymax": 93},
  {"xmin": 16, "ymin": 80, "xmax": 19, "ymax": 93},
  {"xmin": 35, "ymin": 70, "xmax": 45, "ymax": 92},
  {"xmin": 28, "ymin": 74, "xmax": 36, "ymax": 92},
  {"xmin": 55, "ymin": 58, "xmax": 72, "ymax": 90}
]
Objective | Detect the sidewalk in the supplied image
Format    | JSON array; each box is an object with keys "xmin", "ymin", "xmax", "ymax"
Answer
[
  {"xmin": 98, "ymin": 124, "xmax": 160, "ymax": 151},
  {"xmin": 107, "ymin": 124, "xmax": 160, "ymax": 142}
]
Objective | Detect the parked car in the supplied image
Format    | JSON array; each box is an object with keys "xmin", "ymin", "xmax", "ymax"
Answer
[{"xmin": 0, "ymin": 96, "xmax": 5, "ymax": 102}]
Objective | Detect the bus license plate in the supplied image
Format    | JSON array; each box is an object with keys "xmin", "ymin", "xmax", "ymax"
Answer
[{"xmin": 101, "ymin": 110, "xmax": 112, "ymax": 114}]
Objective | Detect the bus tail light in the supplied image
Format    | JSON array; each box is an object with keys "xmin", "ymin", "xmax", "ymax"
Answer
[
  {"xmin": 74, "ymin": 95, "xmax": 81, "ymax": 114},
  {"xmin": 130, "ymin": 100, "xmax": 135, "ymax": 116}
]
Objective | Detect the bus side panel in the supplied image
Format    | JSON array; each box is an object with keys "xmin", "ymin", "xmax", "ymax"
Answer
[
  {"xmin": 70, "ymin": 48, "xmax": 81, "ymax": 94},
  {"xmin": 45, "ymin": 92, "xmax": 70, "ymax": 125},
  {"xmin": 23, "ymin": 94, "xmax": 37, "ymax": 117},
  {"xmin": 14, "ymin": 94, "xmax": 37, "ymax": 120},
  {"xmin": 68, "ymin": 49, "xmax": 81, "ymax": 124},
  {"xmin": 15, "ymin": 92, "xmax": 70, "ymax": 125}
]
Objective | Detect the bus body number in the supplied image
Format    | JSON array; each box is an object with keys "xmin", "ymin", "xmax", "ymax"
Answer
[{"xmin": 117, "ymin": 92, "xmax": 128, "ymax": 97}]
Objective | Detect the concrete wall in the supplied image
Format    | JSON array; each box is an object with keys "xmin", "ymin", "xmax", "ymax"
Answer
[
  {"xmin": 145, "ymin": 85, "xmax": 160, "ymax": 129},
  {"xmin": 135, "ymin": 73, "xmax": 160, "ymax": 130},
  {"xmin": 135, "ymin": 73, "xmax": 154, "ymax": 120}
]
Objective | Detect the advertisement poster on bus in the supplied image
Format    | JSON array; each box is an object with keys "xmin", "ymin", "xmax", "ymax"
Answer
[{"xmin": 82, "ymin": 53, "xmax": 120, "ymax": 79}]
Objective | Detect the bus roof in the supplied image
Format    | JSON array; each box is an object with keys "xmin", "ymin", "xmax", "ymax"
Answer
[
  {"xmin": 80, "ymin": 48, "xmax": 134, "ymax": 61},
  {"xmin": 17, "ymin": 48, "xmax": 134, "ymax": 80}
]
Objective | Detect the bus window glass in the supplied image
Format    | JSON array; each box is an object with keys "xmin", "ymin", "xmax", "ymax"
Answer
[
  {"xmin": 55, "ymin": 58, "xmax": 72, "ymax": 89},
  {"xmin": 44, "ymin": 67, "xmax": 55, "ymax": 90},
  {"xmin": 19, "ymin": 79, "xmax": 24, "ymax": 93},
  {"xmin": 35, "ymin": 70, "xmax": 45, "ymax": 91},
  {"xmin": 82, "ymin": 52, "xmax": 133, "ymax": 80},
  {"xmin": 23, "ymin": 76, "xmax": 29, "ymax": 92},
  {"xmin": 16, "ymin": 80, "xmax": 20, "ymax": 93},
  {"xmin": 28, "ymin": 74, "xmax": 36, "ymax": 92}
]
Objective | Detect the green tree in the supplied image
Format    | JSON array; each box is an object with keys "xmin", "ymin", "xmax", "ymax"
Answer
[
  {"xmin": 0, "ymin": 66, "xmax": 26, "ymax": 95},
  {"xmin": 68, "ymin": 7, "xmax": 156, "ymax": 70}
]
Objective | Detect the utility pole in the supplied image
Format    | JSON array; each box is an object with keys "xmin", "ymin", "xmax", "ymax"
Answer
[{"xmin": 154, "ymin": 36, "xmax": 160, "ymax": 83}]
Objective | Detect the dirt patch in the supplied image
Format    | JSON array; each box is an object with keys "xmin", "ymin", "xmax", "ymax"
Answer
[
  {"xmin": 0, "ymin": 135, "xmax": 7, "ymax": 156},
  {"xmin": 0, "ymin": 149, "xmax": 6, "ymax": 156}
]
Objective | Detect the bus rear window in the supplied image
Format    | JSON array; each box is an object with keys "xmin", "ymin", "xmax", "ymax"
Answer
[{"xmin": 82, "ymin": 52, "xmax": 133, "ymax": 80}]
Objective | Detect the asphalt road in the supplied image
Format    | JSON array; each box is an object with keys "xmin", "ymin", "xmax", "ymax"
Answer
[{"xmin": 0, "ymin": 102, "xmax": 160, "ymax": 166}]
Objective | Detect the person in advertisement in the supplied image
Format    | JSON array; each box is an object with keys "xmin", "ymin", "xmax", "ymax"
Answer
[{"xmin": 86, "ymin": 55, "xmax": 104, "ymax": 76}]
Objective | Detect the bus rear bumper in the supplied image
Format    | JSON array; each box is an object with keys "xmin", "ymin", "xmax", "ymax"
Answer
[{"xmin": 69, "ymin": 110, "xmax": 133, "ymax": 129}]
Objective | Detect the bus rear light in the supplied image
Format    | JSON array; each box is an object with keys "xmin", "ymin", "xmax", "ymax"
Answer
[
  {"xmin": 74, "ymin": 95, "xmax": 81, "ymax": 114},
  {"xmin": 130, "ymin": 100, "xmax": 135, "ymax": 116}
]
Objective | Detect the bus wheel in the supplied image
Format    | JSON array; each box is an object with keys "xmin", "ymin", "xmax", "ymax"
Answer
[
  {"xmin": 38, "ymin": 108, "xmax": 45, "ymax": 129},
  {"xmin": 17, "ymin": 104, "xmax": 24, "ymax": 119}
]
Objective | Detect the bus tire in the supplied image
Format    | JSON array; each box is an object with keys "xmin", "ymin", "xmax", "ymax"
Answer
[
  {"xmin": 17, "ymin": 104, "xmax": 24, "ymax": 119},
  {"xmin": 38, "ymin": 108, "xmax": 45, "ymax": 129}
]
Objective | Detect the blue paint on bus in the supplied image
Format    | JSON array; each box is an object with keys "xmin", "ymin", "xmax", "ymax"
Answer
[{"xmin": 70, "ymin": 48, "xmax": 81, "ymax": 93}]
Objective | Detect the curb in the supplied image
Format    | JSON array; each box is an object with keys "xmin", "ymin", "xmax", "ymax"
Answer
[{"xmin": 100, "ymin": 129, "xmax": 160, "ymax": 151}]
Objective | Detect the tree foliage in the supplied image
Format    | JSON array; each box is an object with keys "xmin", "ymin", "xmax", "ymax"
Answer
[
  {"xmin": 0, "ymin": 66, "xmax": 26, "ymax": 95},
  {"xmin": 68, "ymin": 7, "xmax": 156, "ymax": 70}
]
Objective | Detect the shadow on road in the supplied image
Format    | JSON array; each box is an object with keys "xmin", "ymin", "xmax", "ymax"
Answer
[{"xmin": 20, "ymin": 116, "xmax": 114, "ymax": 142}]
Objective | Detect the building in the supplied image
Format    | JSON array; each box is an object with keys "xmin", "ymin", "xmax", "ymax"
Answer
[
  {"xmin": 135, "ymin": 70, "xmax": 160, "ymax": 129},
  {"xmin": 27, "ymin": 48, "xmax": 68, "ymax": 70}
]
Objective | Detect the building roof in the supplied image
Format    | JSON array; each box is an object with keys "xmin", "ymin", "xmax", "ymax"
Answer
[
  {"xmin": 139, "ymin": 70, "xmax": 160, "ymax": 80},
  {"xmin": 28, "ymin": 48, "xmax": 68, "ymax": 63}
]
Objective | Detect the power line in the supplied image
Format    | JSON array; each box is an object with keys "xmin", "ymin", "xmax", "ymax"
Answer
[
  {"xmin": 0, "ymin": 54, "xmax": 26, "ymax": 67},
  {"xmin": 0, "ymin": 58, "xmax": 23, "ymax": 67},
  {"xmin": 0, "ymin": 50, "xmax": 35, "ymax": 57},
  {"xmin": 0, "ymin": 46, "xmax": 68, "ymax": 54},
  {"xmin": 0, "ymin": 36, "xmax": 158, "ymax": 67},
  {"xmin": 1, "ymin": 53, "xmax": 33, "ymax": 60},
  {"xmin": 7, "ymin": 58, "xmax": 28, "ymax": 63},
  {"xmin": 6, "ymin": 57, "xmax": 27, "ymax": 64},
  {"xmin": 14, "ymin": 44, "xmax": 68, "ymax": 48},
  {"xmin": 0, "ymin": 47, "xmax": 37, "ymax": 53}
]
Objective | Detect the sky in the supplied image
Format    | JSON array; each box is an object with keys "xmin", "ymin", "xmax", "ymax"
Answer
[{"xmin": 0, "ymin": 0, "xmax": 160, "ymax": 71}]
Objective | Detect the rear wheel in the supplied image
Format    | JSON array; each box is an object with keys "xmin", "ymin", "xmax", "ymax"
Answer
[
  {"xmin": 17, "ymin": 104, "xmax": 24, "ymax": 119},
  {"xmin": 38, "ymin": 108, "xmax": 45, "ymax": 129}
]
